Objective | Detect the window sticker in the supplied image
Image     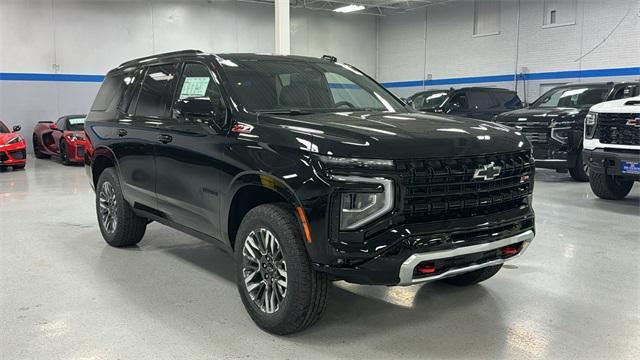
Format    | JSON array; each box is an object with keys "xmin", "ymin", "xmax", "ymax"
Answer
[
  {"xmin": 179, "ymin": 77, "xmax": 210, "ymax": 100},
  {"xmin": 68, "ymin": 117, "xmax": 86, "ymax": 125}
]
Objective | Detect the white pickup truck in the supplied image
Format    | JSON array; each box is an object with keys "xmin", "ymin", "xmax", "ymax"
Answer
[{"xmin": 584, "ymin": 96, "xmax": 640, "ymax": 200}]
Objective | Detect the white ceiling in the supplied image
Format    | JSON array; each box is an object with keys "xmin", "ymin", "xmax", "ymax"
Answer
[{"xmin": 238, "ymin": 0, "xmax": 454, "ymax": 16}]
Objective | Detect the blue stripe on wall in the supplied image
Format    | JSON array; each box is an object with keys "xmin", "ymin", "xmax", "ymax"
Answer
[
  {"xmin": 1, "ymin": 66, "xmax": 638, "ymax": 86},
  {"xmin": 381, "ymin": 66, "xmax": 640, "ymax": 88}
]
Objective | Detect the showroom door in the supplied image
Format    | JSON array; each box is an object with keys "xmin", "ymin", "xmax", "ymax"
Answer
[{"xmin": 154, "ymin": 62, "xmax": 226, "ymax": 240}]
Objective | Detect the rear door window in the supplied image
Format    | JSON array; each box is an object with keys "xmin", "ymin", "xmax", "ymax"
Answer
[
  {"xmin": 466, "ymin": 91, "xmax": 496, "ymax": 110},
  {"xmin": 134, "ymin": 64, "xmax": 180, "ymax": 118},
  {"xmin": 91, "ymin": 73, "xmax": 130, "ymax": 112},
  {"xmin": 492, "ymin": 92, "xmax": 522, "ymax": 109}
]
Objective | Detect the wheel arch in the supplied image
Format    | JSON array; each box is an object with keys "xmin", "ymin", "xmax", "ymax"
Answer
[
  {"xmin": 224, "ymin": 172, "xmax": 305, "ymax": 250},
  {"xmin": 91, "ymin": 146, "xmax": 120, "ymax": 189}
]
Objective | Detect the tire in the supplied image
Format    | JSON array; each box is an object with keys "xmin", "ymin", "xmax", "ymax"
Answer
[
  {"xmin": 32, "ymin": 134, "xmax": 50, "ymax": 159},
  {"xmin": 440, "ymin": 264, "xmax": 503, "ymax": 286},
  {"xmin": 60, "ymin": 141, "xmax": 71, "ymax": 165},
  {"xmin": 235, "ymin": 203, "xmax": 329, "ymax": 335},
  {"xmin": 569, "ymin": 150, "xmax": 589, "ymax": 182},
  {"xmin": 589, "ymin": 172, "xmax": 634, "ymax": 200},
  {"xmin": 95, "ymin": 168, "xmax": 147, "ymax": 247},
  {"xmin": 13, "ymin": 164, "xmax": 25, "ymax": 170}
]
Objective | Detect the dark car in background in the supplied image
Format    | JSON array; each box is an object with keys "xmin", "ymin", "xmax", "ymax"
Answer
[
  {"xmin": 83, "ymin": 50, "xmax": 535, "ymax": 334},
  {"xmin": 32, "ymin": 114, "xmax": 89, "ymax": 165},
  {"xmin": 494, "ymin": 82, "xmax": 640, "ymax": 181},
  {"xmin": 407, "ymin": 87, "xmax": 523, "ymax": 120}
]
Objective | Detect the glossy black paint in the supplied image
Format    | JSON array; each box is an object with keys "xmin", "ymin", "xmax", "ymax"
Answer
[
  {"xmin": 85, "ymin": 52, "xmax": 535, "ymax": 285},
  {"xmin": 494, "ymin": 82, "xmax": 640, "ymax": 170}
]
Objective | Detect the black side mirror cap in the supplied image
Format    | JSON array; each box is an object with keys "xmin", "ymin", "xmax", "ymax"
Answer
[
  {"xmin": 12, "ymin": 125, "xmax": 21, "ymax": 132},
  {"xmin": 174, "ymin": 97, "xmax": 226, "ymax": 131}
]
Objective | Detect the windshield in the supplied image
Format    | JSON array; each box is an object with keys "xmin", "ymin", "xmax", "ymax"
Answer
[
  {"xmin": 0, "ymin": 121, "xmax": 9, "ymax": 133},
  {"xmin": 412, "ymin": 90, "xmax": 449, "ymax": 110},
  {"xmin": 66, "ymin": 116, "xmax": 86, "ymax": 131},
  {"xmin": 532, "ymin": 86, "xmax": 609, "ymax": 108},
  {"xmin": 218, "ymin": 57, "xmax": 406, "ymax": 113}
]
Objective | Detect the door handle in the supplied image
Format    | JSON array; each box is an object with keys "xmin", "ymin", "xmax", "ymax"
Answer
[
  {"xmin": 157, "ymin": 134, "xmax": 173, "ymax": 144},
  {"xmin": 117, "ymin": 129, "xmax": 128, "ymax": 137}
]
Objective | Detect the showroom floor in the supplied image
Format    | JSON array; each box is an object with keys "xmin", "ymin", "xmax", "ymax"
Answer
[{"xmin": 1, "ymin": 159, "xmax": 638, "ymax": 360}]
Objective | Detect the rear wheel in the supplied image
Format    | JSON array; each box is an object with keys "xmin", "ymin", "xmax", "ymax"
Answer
[
  {"xmin": 440, "ymin": 264, "xmax": 503, "ymax": 286},
  {"xmin": 589, "ymin": 172, "xmax": 634, "ymax": 200},
  {"xmin": 60, "ymin": 141, "xmax": 71, "ymax": 165},
  {"xmin": 32, "ymin": 134, "xmax": 50, "ymax": 159},
  {"xmin": 569, "ymin": 150, "xmax": 589, "ymax": 182},
  {"xmin": 235, "ymin": 203, "xmax": 329, "ymax": 335},
  {"xmin": 96, "ymin": 168, "xmax": 147, "ymax": 247}
]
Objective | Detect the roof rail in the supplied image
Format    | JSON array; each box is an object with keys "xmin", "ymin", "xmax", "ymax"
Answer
[{"xmin": 118, "ymin": 49, "xmax": 203, "ymax": 67}]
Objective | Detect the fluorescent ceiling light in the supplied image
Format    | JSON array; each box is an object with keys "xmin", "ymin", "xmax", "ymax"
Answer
[{"xmin": 333, "ymin": 4, "xmax": 366, "ymax": 13}]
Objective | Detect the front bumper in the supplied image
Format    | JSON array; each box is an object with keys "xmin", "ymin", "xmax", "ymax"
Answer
[
  {"xmin": 64, "ymin": 140, "xmax": 87, "ymax": 163},
  {"xmin": 584, "ymin": 148, "xmax": 640, "ymax": 178},
  {"xmin": 0, "ymin": 143, "xmax": 27, "ymax": 166}
]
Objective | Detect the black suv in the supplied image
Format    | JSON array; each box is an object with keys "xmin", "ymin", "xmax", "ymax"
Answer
[
  {"xmin": 84, "ymin": 51, "xmax": 536, "ymax": 334},
  {"xmin": 406, "ymin": 87, "xmax": 523, "ymax": 120},
  {"xmin": 494, "ymin": 82, "xmax": 640, "ymax": 181}
]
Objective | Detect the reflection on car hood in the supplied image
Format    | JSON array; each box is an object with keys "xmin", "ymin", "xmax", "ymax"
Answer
[
  {"xmin": 495, "ymin": 107, "xmax": 587, "ymax": 125},
  {"xmin": 0, "ymin": 133, "xmax": 22, "ymax": 144},
  {"xmin": 259, "ymin": 111, "xmax": 528, "ymax": 159}
]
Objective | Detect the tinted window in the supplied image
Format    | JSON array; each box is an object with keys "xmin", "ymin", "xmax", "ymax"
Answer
[
  {"xmin": 411, "ymin": 90, "xmax": 448, "ymax": 110},
  {"xmin": 221, "ymin": 58, "xmax": 404, "ymax": 113},
  {"xmin": 532, "ymin": 86, "xmax": 609, "ymax": 108},
  {"xmin": 174, "ymin": 63, "xmax": 226, "ymax": 123},
  {"xmin": 467, "ymin": 91, "xmax": 496, "ymax": 109},
  {"xmin": 450, "ymin": 93, "xmax": 469, "ymax": 110},
  {"xmin": 493, "ymin": 92, "xmax": 522, "ymax": 109},
  {"xmin": 65, "ymin": 116, "xmax": 86, "ymax": 131},
  {"xmin": 612, "ymin": 85, "xmax": 640, "ymax": 100},
  {"xmin": 91, "ymin": 73, "xmax": 128, "ymax": 112},
  {"xmin": 118, "ymin": 69, "xmax": 144, "ymax": 114},
  {"xmin": 0, "ymin": 121, "xmax": 10, "ymax": 133},
  {"xmin": 55, "ymin": 117, "xmax": 66, "ymax": 130},
  {"xmin": 134, "ymin": 64, "xmax": 179, "ymax": 118}
]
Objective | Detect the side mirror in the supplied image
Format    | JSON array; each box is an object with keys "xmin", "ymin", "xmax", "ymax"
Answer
[
  {"xmin": 174, "ymin": 97, "xmax": 226, "ymax": 130},
  {"xmin": 49, "ymin": 123, "xmax": 58, "ymax": 130},
  {"xmin": 12, "ymin": 125, "xmax": 21, "ymax": 132}
]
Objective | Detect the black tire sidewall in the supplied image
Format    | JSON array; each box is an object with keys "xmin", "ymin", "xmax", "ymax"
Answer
[
  {"xmin": 235, "ymin": 211, "xmax": 299, "ymax": 329},
  {"xmin": 96, "ymin": 168, "xmax": 127, "ymax": 244}
]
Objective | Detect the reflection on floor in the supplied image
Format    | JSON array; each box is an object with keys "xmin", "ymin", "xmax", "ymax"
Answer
[{"xmin": 1, "ymin": 160, "xmax": 639, "ymax": 359}]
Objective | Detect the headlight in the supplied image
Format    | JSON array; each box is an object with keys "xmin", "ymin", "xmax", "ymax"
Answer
[
  {"xmin": 585, "ymin": 112, "xmax": 598, "ymax": 139},
  {"xmin": 318, "ymin": 155, "xmax": 394, "ymax": 170},
  {"xmin": 331, "ymin": 175, "xmax": 394, "ymax": 230},
  {"xmin": 0, "ymin": 135, "xmax": 23, "ymax": 147},
  {"xmin": 550, "ymin": 127, "xmax": 570, "ymax": 144},
  {"xmin": 66, "ymin": 134, "xmax": 84, "ymax": 141}
]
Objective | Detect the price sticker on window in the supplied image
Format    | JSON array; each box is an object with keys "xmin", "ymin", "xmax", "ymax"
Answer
[{"xmin": 179, "ymin": 77, "xmax": 210, "ymax": 99}]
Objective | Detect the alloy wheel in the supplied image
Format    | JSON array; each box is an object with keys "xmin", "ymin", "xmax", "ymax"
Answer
[
  {"xmin": 242, "ymin": 228, "xmax": 288, "ymax": 314},
  {"xmin": 99, "ymin": 182, "xmax": 118, "ymax": 233}
]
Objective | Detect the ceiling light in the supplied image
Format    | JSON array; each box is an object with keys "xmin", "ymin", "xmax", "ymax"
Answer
[{"xmin": 333, "ymin": 4, "xmax": 366, "ymax": 13}]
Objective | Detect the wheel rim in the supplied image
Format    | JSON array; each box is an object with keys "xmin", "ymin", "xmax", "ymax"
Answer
[
  {"xmin": 99, "ymin": 182, "xmax": 118, "ymax": 233},
  {"xmin": 242, "ymin": 228, "xmax": 288, "ymax": 314},
  {"xmin": 583, "ymin": 160, "xmax": 589, "ymax": 175}
]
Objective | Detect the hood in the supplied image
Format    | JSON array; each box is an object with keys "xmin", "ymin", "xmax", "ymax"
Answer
[
  {"xmin": 494, "ymin": 106, "xmax": 587, "ymax": 125},
  {"xmin": 258, "ymin": 111, "xmax": 528, "ymax": 159},
  {"xmin": 0, "ymin": 133, "xmax": 22, "ymax": 144},
  {"xmin": 590, "ymin": 96, "xmax": 640, "ymax": 113}
]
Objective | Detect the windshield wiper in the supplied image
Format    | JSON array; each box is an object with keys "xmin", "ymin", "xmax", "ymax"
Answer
[{"xmin": 257, "ymin": 109, "xmax": 314, "ymax": 115}]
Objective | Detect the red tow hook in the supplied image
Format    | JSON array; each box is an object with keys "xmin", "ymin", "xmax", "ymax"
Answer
[
  {"xmin": 501, "ymin": 246, "xmax": 519, "ymax": 256},
  {"xmin": 416, "ymin": 262, "xmax": 436, "ymax": 274}
]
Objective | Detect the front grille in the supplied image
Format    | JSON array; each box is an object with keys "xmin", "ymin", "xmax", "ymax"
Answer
[
  {"xmin": 521, "ymin": 128, "xmax": 548, "ymax": 143},
  {"xmin": 396, "ymin": 150, "xmax": 533, "ymax": 221},
  {"xmin": 9, "ymin": 150, "xmax": 26, "ymax": 160},
  {"xmin": 594, "ymin": 113, "xmax": 640, "ymax": 145}
]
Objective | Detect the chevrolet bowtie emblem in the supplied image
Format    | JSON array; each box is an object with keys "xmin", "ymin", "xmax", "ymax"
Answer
[
  {"xmin": 625, "ymin": 118, "xmax": 640, "ymax": 127},
  {"xmin": 474, "ymin": 162, "xmax": 502, "ymax": 180}
]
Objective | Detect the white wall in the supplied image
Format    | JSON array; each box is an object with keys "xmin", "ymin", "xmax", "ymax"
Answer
[
  {"xmin": 0, "ymin": 0, "xmax": 377, "ymax": 152},
  {"xmin": 378, "ymin": 0, "xmax": 640, "ymax": 99}
]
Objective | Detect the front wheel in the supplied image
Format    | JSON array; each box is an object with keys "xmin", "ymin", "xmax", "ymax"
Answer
[
  {"xmin": 235, "ymin": 203, "xmax": 329, "ymax": 335},
  {"xmin": 96, "ymin": 168, "xmax": 147, "ymax": 247},
  {"xmin": 569, "ymin": 150, "xmax": 589, "ymax": 182},
  {"xmin": 440, "ymin": 264, "xmax": 503, "ymax": 286},
  {"xmin": 589, "ymin": 172, "xmax": 634, "ymax": 200}
]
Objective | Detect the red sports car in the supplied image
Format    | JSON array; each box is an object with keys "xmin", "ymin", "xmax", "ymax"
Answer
[
  {"xmin": 0, "ymin": 120, "xmax": 27, "ymax": 169},
  {"xmin": 33, "ymin": 114, "xmax": 88, "ymax": 165}
]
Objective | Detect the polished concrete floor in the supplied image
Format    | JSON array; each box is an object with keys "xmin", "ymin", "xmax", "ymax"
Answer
[{"xmin": 1, "ymin": 158, "xmax": 639, "ymax": 359}]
